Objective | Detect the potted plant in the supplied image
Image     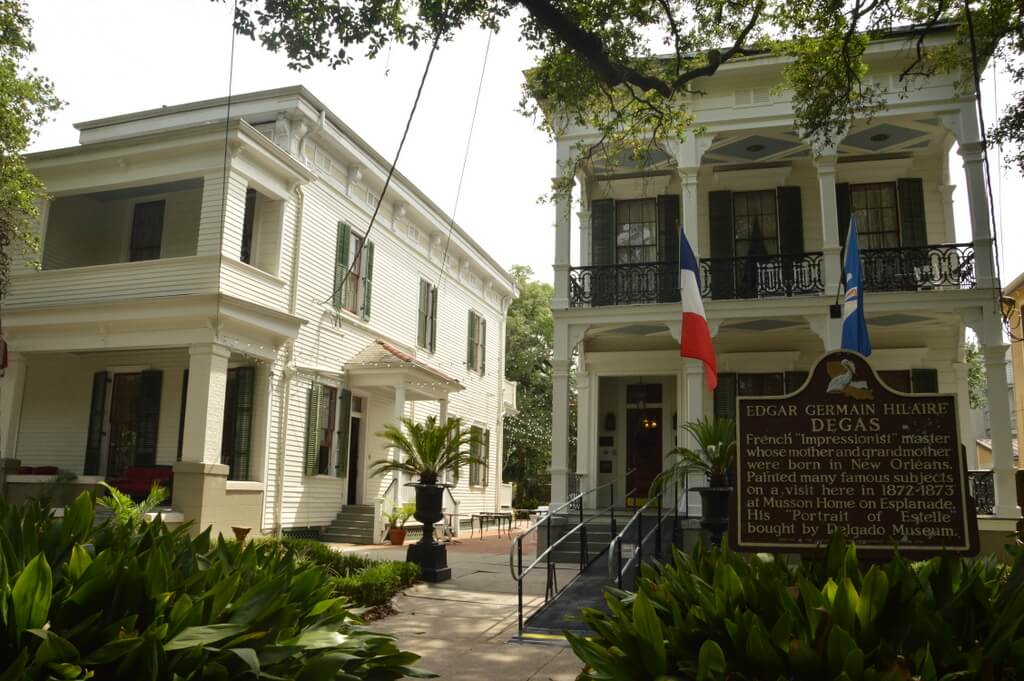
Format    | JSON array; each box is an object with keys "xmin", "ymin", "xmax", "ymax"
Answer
[
  {"xmin": 384, "ymin": 502, "xmax": 416, "ymax": 545},
  {"xmin": 371, "ymin": 416, "xmax": 483, "ymax": 581},
  {"xmin": 652, "ymin": 416, "xmax": 736, "ymax": 545}
]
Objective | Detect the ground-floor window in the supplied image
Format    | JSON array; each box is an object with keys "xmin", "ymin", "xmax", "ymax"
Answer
[
  {"xmin": 221, "ymin": 366, "xmax": 255, "ymax": 480},
  {"xmin": 468, "ymin": 426, "xmax": 490, "ymax": 487}
]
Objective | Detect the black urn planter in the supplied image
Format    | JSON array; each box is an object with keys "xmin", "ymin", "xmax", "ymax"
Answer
[
  {"xmin": 405, "ymin": 482, "xmax": 451, "ymax": 582},
  {"xmin": 691, "ymin": 474, "xmax": 732, "ymax": 547}
]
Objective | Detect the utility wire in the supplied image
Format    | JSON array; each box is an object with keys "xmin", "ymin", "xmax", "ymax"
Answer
[
  {"xmin": 437, "ymin": 31, "xmax": 493, "ymax": 291},
  {"xmin": 322, "ymin": 33, "xmax": 442, "ymax": 306}
]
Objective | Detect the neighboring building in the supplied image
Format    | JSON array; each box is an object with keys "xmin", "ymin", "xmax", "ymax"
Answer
[
  {"xmin": 1005, "ymin": 271, "xmax": 1024, "ymax": 464},
  {"xmin": 972, "ymin": 345, "xmax": 1017, "ymax": 468},
  {"xmin": 542, "ymin": 24, "xmax": 1017, "ymax": 517},
  {"xmin": 0, "ymin": 87, "xmax": 517, "ymax": 540}
]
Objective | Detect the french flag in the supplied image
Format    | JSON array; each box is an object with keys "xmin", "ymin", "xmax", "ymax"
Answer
[{"xmin": 679, "ymin": 229, "xmax": 717, "ymax": 390}]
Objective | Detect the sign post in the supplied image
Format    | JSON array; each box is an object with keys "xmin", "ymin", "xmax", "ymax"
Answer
[{"xmin": 731, "ymin": 350, "xmax": 978, "ymax": 557}]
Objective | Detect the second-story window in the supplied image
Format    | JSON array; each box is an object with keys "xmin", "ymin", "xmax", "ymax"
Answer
[
  {"xmin": 332, "ymin": 222, "xmax": 375, "ymax": 320},
  {"xmin": 466, "ymin": 310, "xmax": 486, "ymax": 374},
  {"xmin": 849, "ymin": 182, "xmax": 899, "ymax": 249},
  {"xmin": 733, "ymin": 190, "xmax": 779, "ymax": 257},
  {"xmin": 240, "ymin": 189, "xmax": 256, "ymax": 264},
  {"xmin": 615, "ymin": 199, "xmax": 657, "ymax": 264},
  {"xmin": 418, "ymin": 279, "xmax": 438, "ymax": 352},
  {"xmin": 129, "ymin": 200, "xmax": 165, "ymax": 261}
]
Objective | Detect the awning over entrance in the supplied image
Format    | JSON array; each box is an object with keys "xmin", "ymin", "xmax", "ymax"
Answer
[{"xmin": 344, "ymin": 340, "xmax": 463, "ymax": 401}]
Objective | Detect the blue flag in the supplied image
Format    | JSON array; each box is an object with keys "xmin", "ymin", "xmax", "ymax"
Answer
[{"xmin": 841, "ymin": 217, "xmax": 871, "ymax": 356}]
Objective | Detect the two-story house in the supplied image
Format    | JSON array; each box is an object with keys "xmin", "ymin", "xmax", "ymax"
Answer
[
  {"xmin": 543, "ymin": 24, "xmax": 1018, "ymax": 533},
  {"xmin": 0, "ymin": 86, "xmax": 517, "ymax": 541}
]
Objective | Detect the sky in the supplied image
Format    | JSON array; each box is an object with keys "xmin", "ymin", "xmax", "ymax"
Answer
[{"xmin": 23, "ymin": 0, "xmax": 1024, "ymax": 288}]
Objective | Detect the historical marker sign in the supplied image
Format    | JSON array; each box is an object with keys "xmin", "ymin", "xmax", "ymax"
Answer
[{"xmin": 732, "ymin": 350, "xmax": 978, "ymax": 556}]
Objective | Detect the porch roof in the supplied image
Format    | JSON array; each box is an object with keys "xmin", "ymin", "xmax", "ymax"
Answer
[{"xmin": 344, "ymin": 340, "xmax": 463, "ymax": 401}]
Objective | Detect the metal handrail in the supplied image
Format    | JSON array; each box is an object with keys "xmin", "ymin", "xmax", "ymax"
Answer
[
  {"xmin": 509, "ymin": 468, "xmax": 636, "ymax": 636},
  {"xmin": 608, "ymin": 471, "xmax": 684, "ymax": 588},
  {"xmin": 509, "ymin": 467, "xmax": 637, "ymax": 582},
  {"xmin": 378, "ymin": 477, "xmax": 399, "ymax": 542}
]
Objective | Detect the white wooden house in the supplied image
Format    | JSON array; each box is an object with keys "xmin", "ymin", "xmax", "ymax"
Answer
[
  {"xmin": 0, "ymin": 86, "xmax": 518, "ymax": 541},
  {"xmin": 542, "ymin": 24, "xmax": 1018, "ymax": 544}
]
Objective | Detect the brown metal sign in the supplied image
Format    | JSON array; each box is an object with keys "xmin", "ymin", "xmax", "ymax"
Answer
[{"xmin": 732, "ymin": 350, "xmax": 978, "ymax": 556}]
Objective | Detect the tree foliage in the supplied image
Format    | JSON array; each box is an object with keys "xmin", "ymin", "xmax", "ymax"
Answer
[
  {"xmin": 965, "ymin": 337, "xmax": 987, "ymax": 409},
  {"xmin": 502, "ymin": 265, "xmax": 554, "ymax": 506},
  {"xmin": 0, "ymin": 0, "xmax": 61, "ymax": 296},
  {"xmin": 226, "ymin": 0, "xmax": 1024, "ymax": 179}
]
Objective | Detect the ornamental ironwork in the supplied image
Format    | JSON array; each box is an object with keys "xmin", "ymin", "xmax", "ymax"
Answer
[
  {"xmin": 968, "ymin": 470, "xmax": 995, "ymax": 515},
  {"xmin": 699, "ymin": 252, "xmax": 824, "ymax": 300},
  {"xmin": 860, "ymin": 243, "xmax": 976, "ymax": 292},
  {"xmin": 568, "ymin": 261, "xmax": 681, "ymax": 307}
]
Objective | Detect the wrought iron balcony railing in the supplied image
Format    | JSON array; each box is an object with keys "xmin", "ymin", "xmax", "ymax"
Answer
[
  {"xmin": 699, "ymin": 252, "xmax": 824, "ymax": 300},
  {"xmin": 860, "ymin": 243, "xmax": 976, "ymax": 292},
  {"xmin": 967, "ymin": 470, "xmax": 995, "ymax": 515},
  {"xmin": 568, "ymin": 261, "xmax": 681, "ymax": 307}
]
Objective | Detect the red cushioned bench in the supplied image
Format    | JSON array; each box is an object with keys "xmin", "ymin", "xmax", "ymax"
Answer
[{"xmin": 107, "ymin": 466, "xmax": 173, "ymax": 500}]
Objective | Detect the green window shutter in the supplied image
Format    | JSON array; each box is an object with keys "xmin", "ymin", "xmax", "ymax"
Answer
[
  {"xmin": 429, "ymin": 286, "xmax": 438, "ymax": 352},
  {"xmin": 333, "ymin": 222, "xmax": 351, "ymax": 309},
  {"xmin": 776, "ymin": 187, "xmax": 804, "ymax": 255},
  {"xmin": 479, "ymin": 317, "xmax": 487, "ymax": 375},
  {"xmin": 590, "ymin": 199, "xmax": 615, "ymax": 266},
  {"xmin": 176, "ymin": 369, "xmax": 189, "ymax": 462},
  {"xmin": 304, "ymin": 385, "xmax": 322, "ymax": 476},
  {"xmin": 657, "ymin": 194, "xmax": 681, "ymax": 303},
  {"xmin": 466, "ymin": 311, "xmax": 477, "ymax": 369},
  {"xmin": 84, "ymin": 371, "xmax": 108, "ymax": 475},
  {"xmin": 469, "ymin": 426, "xmax": 482, "ymax": 486},
  {"xmin": 361, "ymin": 240, "xmax": 375, "ymax": 320},
  {"xmin": 713, "ymin": 373, "xmax": 738, "ymax": 420},
  {"xmin": 483, "ymin": 429, "xmax": 490, "ymax": 487},
  {"xmin": 708, "ymin": 190, "xmax": 734, "ymax": 299},
  {"xmin": 911, "ymin": 368, "xmax": 939, "ymax": 393},
  {"xmin": 417, "ymin": 280, "xmax": 429, "ymax": 348},
  {"xmin": 134, "ymin": 370, "xmax": 163, "ymax": 467},
  {"xmin": 836, "ymin": 183, "xmax": 851, "ymax": 248},
  {"xmin": 336, "ymin": 388, "xmax": 353, "ymax": 478},
  {"xmin": 897, "ymin": 178, "xmax": 927, "ymax": 247},
  {"xmin": 232, "ymin": 367, "xmax": 255, "ymax": 481}
]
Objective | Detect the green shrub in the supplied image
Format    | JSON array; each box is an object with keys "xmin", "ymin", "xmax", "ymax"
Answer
[
  {"xmin": 568, "ymin": 535, "xmax": 1024, "ymax": 680},
  {"xmin": 258, "ymin": 536, "xmax": 377, "ymax": 577},
  {"xmin": 0, "ymin": 494, "xmax": 434, "ymax": 680},
  {"xmin": 335, "ymin": 562, "xmax": 422, "ymax": 607}
]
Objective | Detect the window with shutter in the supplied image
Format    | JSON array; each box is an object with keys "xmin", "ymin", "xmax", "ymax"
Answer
[
  {"xmin": 176, "ymin": 369, "xmax": 189, "ymax": 461},
  {"xmin": 850, "ymin": 183, "xmax": 900, "ymax": 249},
  {"xmin": 708, "ymin": 190, "xmax": 734, "ymax": 299},
  {"xmin": 482, "ymin": 429, "xmax": 490, "ymax": 487},
  {"xmin": 361, "ymin": 241, "xmax": 374, "ymax": 320},
  {"xmin": 897, "ymin": 178, "xmax": 927, "ymax": 247},
  {"xmin": 84, "ymin": 371, "xmax": 108, "ymax": 475},
  {"xmin": 336, "ymin": 389, "xmax": 353, "ymax": 478},
  {"xmin": 129, "ymin": 201, "xmax": 165, "ymax": 262},
  {"xmin": 657, "ymin": 194, "xmax": 681, "ymax": 303},
  {"xmin": 332, "ymin": 222, "xmax": 351, "ymax": 310},
  {"xmin": 241, "ymin": 189, "xmax": 256, "ymax": 264},
  {"xmin": 713, "ymin": 373, "xmax": 737, "ymax": 420},
  {"xmin": 418, "ymin": 280, "xmax": 438, "ymax": 352},
  {"xmin": 469, "ymin": 426, "xmax": 483, "ymax": 486},
  {"xmin": 304, "ymin": 385, "xmax": 323, "ymax": 476},
  {"xmin": 466, "ymin": 311, "xmax": 485, "ymax": 373},
  {"xmin": 221, "ymin": 366, "xmax": 255, "ymax": 481},
  {"xmin": 134, "ymin": 370, "xmax": 163, "ymax": 467}
]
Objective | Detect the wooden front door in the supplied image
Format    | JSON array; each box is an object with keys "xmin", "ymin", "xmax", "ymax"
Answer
[
  {"xmin": 626, "ymin": 408, "xmax": 662, "ymax": 507},
  {"xmin": 107, "ymin": 373, "xmax": 142, "ymax": 478}
]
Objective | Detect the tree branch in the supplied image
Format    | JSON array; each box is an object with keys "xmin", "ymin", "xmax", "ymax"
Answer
[{"xmin": 669, "ymin": 1, "xmax": 765, "ymax": 89}]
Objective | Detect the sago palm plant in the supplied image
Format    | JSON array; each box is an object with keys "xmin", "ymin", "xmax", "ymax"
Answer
[
  {"xmin": 651, "ymin": 416, "xmax": 737, "ymax": 493},
  {"xmin": 370, "ymin": 416, "xmax": 483, "ymax": 485}
]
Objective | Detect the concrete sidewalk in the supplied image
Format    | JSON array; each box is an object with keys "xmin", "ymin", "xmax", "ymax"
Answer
[{"xmin": 332, "ymin": 532, "xmax": 585, "ymax": 680}]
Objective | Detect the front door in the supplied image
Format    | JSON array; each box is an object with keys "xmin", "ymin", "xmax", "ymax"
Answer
[
  {"xmin": 626, "ymin": 408, "xmax": 662, "ymax": 507},
  {"xmin": 107, "ymin": 373, "xmax": 142, "ymax": 478},
  {"xmin": 347, "ymin": 416, "xmax": 361, "ymax": 505}
]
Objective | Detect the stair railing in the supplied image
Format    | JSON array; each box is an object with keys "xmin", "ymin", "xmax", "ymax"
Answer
[
  {"xmin": 377, "ymin": 477, "xmax": 398, "ymax": 543},
  {"xmin": 442, "ymin": 484, "xmax": 460, "ymax": 539},
  {"xmin": 508, "ymin": 468, "xmax": 636, "ymax": 637},
  {"xmin": 608, "ymin": 470, "xmax": 684, "ymax": 590}
]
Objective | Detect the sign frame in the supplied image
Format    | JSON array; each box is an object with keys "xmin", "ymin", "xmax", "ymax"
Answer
[{"xmin": 730, "ymin": 350, "xmax": 979, "ymax": 557}]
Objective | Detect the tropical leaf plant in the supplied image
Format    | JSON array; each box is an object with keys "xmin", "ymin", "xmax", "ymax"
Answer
[
  {"xmin": 96, "ymin": 481, "xmax": 168, "ymax": 529},
  {"xmin": 370, "ymin": 415, "xmax": 483, "ymax": 485},
  {"xmin": 0, "ymin": 493, "xmax": 435, "ymax": 680},
  {"xmin": 568, "ymin": 534, "xmax": 1024, "ymax": 681},
  {"xmin": 651, "ymin": 416, "xmax": 737, "ymax": 492}
]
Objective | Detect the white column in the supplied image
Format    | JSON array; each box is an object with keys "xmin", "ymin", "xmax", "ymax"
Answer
[
  {"xmin": 0, "ymin": 353, "xmax": 27, "ymax": 460},
  {"xmin": 807, "ymin": 314, "xmax": 843, "ymax": 354},
  {"xmin": 393, "ymin": 386, "xmax": 407, "ymax": 503},
  {"xmin": 576, "ymin": 368, "xmax": 595, "ymax": 509},
  {"xmin": 679, "ymin": 169, "xmax": 700, "ymax": 254},
  {"xmin": 958, "ymin": 142, "xmax": 996, "ymax": 290},
  {"xmin": 551, "ymin": 358, "xmax": 570, "ymax": 506},
  {"xmin": 251, "ymin": 364, "xmax": 273, "ymax": 483},
  {"xmin": 552, "ymin": 143, "xmax": 574, "ymax": 310},
  {"xmin": 180, "ymin": 343, "xmax": 231, "ymax": 464},
  {"xmin": 982, "ymin": 343, "xmax": 1017, "ymax": 517},
  {"xmin": 438, "ymin": 397, "xmax": 448, "ymax": 424},
  {"xmin": 683, "ymin": 364, "xmax": 706, "ymax": 516},
  {"xmin": 814, "ymin": 152, "xmax": 843, "ymax": 298}
]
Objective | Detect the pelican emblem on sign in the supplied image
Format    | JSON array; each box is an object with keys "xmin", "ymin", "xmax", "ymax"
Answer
[{"xmin": 826, "ymin": 359, "xmax": 874, "ymax": 400}]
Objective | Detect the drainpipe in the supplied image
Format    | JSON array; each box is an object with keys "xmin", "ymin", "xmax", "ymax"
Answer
[{"xmin": 495, "ymin": 291, "xmax": 513, "ymax": 511}]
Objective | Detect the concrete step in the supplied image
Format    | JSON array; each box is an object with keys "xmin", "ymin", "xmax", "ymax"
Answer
[
  {"xmin": 328, "ymin": 517, "xmax": 374, "ymax": 528},
  {"xmin": 322, "ymin": 530, "xmax": 376, "ymax": 544}
]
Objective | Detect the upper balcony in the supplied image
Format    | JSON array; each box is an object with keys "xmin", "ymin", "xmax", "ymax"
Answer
[{"xmin": 568, "ymin": 243, "xmax": 975, "ymax": 307}]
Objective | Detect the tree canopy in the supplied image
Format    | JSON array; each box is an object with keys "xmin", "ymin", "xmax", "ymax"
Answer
[
  {"xmin": 502, "ymin": 265, "xmax": 554, "ymax": 506},
  {"xmin": 0, "ymin": 0, "xmax": 61, "ymax": 296},
  {"xmin": 227, "ymin": 0, "xmax": 1024, "ymax": 175}
]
